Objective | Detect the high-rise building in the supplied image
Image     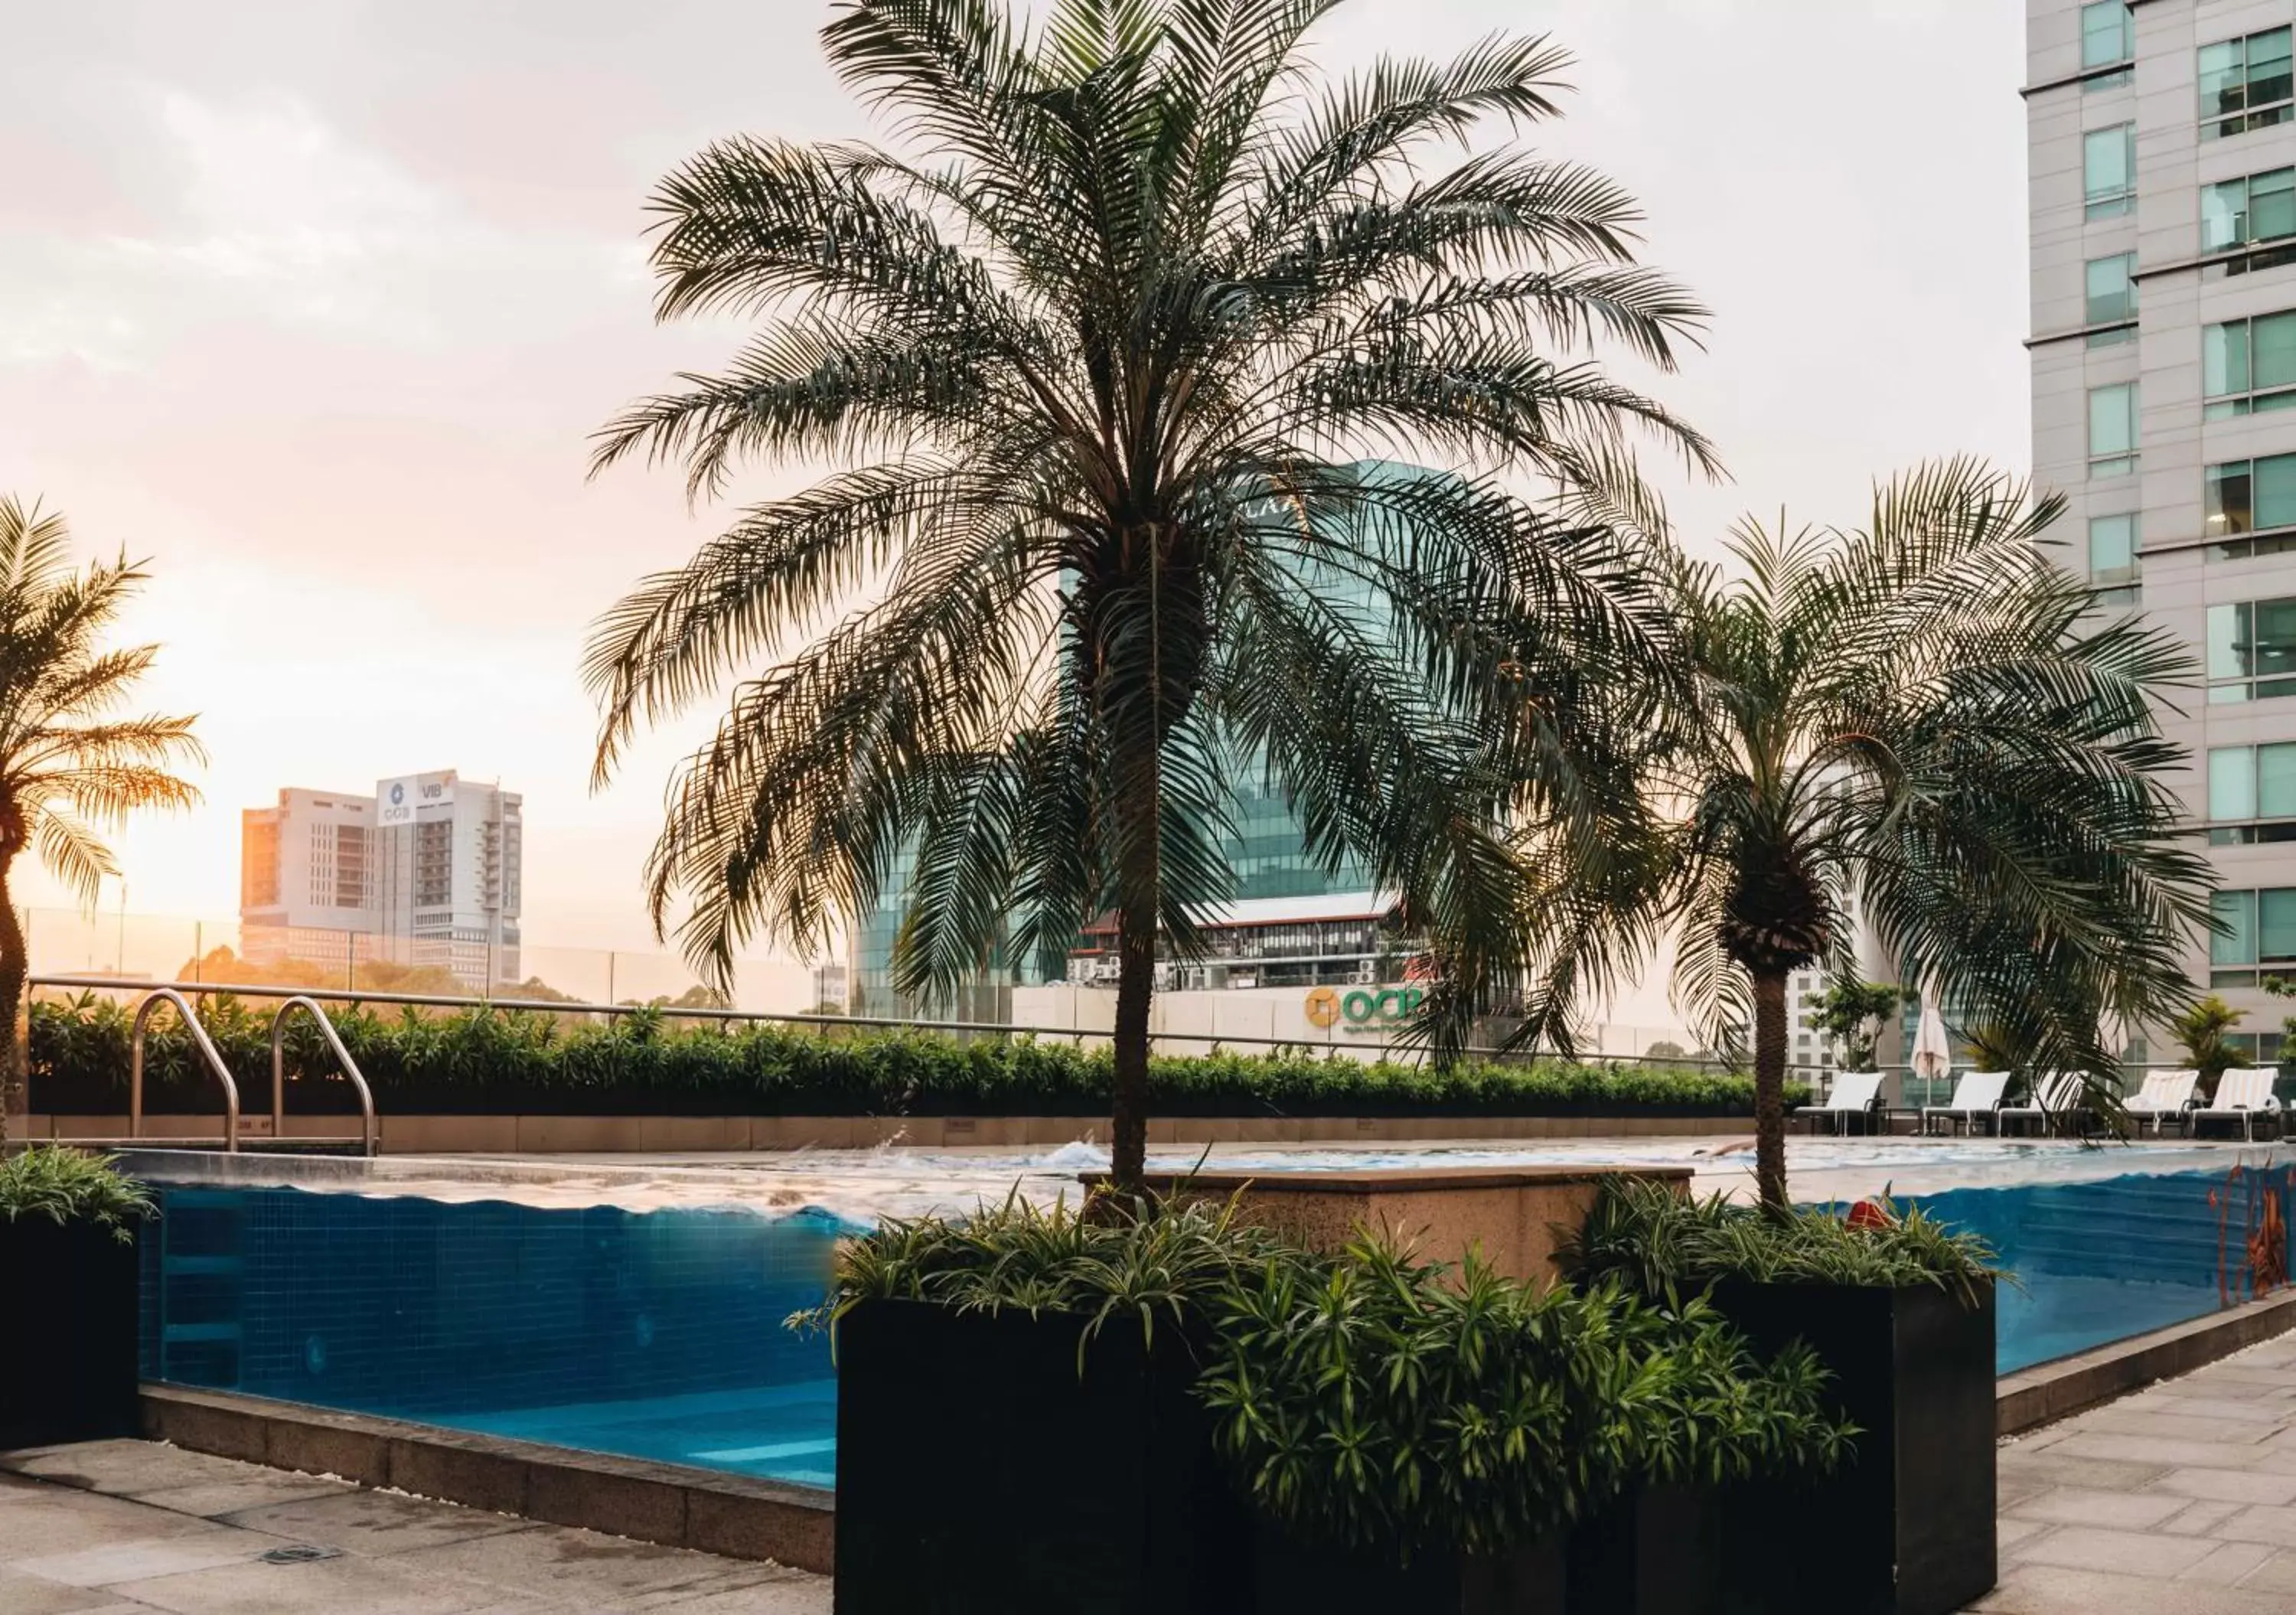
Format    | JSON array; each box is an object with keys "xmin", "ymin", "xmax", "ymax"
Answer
[
  {"xmin": 238, "ymin": 771, "xmax": 522, "ymax": 988},
  {"xmin": 2026, "ymin": 1, "xmax": 2294, "ymax": 1063},
  {"xmin": 240, "ymin": 788, "xmax": 379, "ymax": 972}
]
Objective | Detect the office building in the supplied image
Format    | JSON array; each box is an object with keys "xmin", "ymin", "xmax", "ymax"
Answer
[
  {"xmin": 2027, "ymin": 0, "xmax": 2294, "ymax": 1061},
  {"xmin": 239, "ymin": 771, "xmax": 523, "ymax": 988}
]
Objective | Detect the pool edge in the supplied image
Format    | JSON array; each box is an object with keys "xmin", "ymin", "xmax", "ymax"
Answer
[
  {"xmin": 1997, "ymin": 1286, "xmax": 2296, "ymax": 1437},
  {"xmin": 137, "ymin": 1383, "xmax": 834, "ymax": 1574}
]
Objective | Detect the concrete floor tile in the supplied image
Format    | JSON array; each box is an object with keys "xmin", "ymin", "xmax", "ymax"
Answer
[
  {"xmin": 105, "ymin": 1554, "xmax": 502, "ymax": 1615},
  {"xmin": 2233, "ymin": 1548, "xmax": 2296, "ymax": 1592},
  {"xmin": 2011, "ymin": 1525, "xmax": 2221, "ymax": 1577},
  {"xmin": 0, "ymin": 1444, "xmax": 266, "ymax": 1499},
  {"xmin": 0, "ymin": 1498, "xmax": 226, "ymax": 1562},
  {"xmin": 214, "ymin": 1489, "xmax": 540, "ymax": 1557},
  {"xmin": 2164, "ymin": 1499, "xmax": 2246, "ymax": 1535},
  {"xmin": 2011, "ymin": 1486, "xmax": 2190, "ymax": 1529},
  {"xmin": 1995, "ymin": 1450, "xmax": 2172, "ymax": 1493},
  {"xmin": 8, "ymin": 1535, "xmax": 272, "ymax": 1588},
  {"xmin": 1998, "ymin": 1516, "xmax": 2052, "ymax": 1554},
  {"xmin": 2188, "ymin": 1540, "xmax": 2282, "ymax": 1585},
  {"xmin": 406, "ymin": 1526, "xmax": 797, "ymax": 1610},
  {"xmin": 648, "ymin": 1577, "xmax": 834, "ymax": 1614},
  {"xmin": 122, "ymin": 1477, "xmax": 354, "ymax": 1519},
  {"xmin": 2154, "ymin": 1467, "xmax": 2296, "ymax": 1506},
  {"xmin": 1972, "ymin": 1563, "xmax": 2296, "ymax": 1613},
  {"xmin": 2049, "ymin": 1434, "xmax": 2275, "ymax": 1470},
  {"xmin": 2079, "ymin": 1408, "xmax": 2277, "ymax": 1445},
  {"xmin": 0, "ymin": 1567, "xmax": 131, "ymax": 1615},
  {"xmin": 2215, "ymin": 1504, "xmax": 2296, "ymax": 1547}
]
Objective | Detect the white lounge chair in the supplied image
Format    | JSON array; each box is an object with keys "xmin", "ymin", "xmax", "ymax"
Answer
[
  {"xmin": 2123, "ymin": 1069, "xmax": 2200, "ymax": 1137},
  {"xmin": 1795, "ymin": 1072, "xmax": 1885, "ymax": 1136},
  {"xmin": 1919, "ymin": 1071, "xmax": 2011, "ymax": 1137},
  {"xmin": 2194, "ymin": 1067, "xmax": 2285, "ymax": 1142},
  {"xmin": 1998, "ymin": 1072, "xmax": 2089, "ymax": 1138}
]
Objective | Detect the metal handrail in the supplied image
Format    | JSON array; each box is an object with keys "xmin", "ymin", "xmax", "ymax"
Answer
[
  {"xmin": 130, "ymin": 988, "xmax": 240, "ymax": 1152},
  {"xmin": 270, "ymin": 996, "xmax": 377, "ymax": 1157}
]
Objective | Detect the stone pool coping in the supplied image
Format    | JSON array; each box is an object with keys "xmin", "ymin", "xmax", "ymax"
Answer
[
  {"xmin": 1995, "ymin": 1286, "xmax": 2296, "ymax": 1436},
  {"xmin": 139, "ymin": 1384, "xmax": 835, "ymax": 1575}
]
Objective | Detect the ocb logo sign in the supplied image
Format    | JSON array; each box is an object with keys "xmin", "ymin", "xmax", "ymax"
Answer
[{"xmin": 1304, "ymin": 985, "xmax": 1425, "ymax": 1033}]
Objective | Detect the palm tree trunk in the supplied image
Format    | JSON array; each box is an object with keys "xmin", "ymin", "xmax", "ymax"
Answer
[
  {"xmin": 1752, "ymin": 968, "xmax": 1789, "ymax": 1215},
  {"xmin": 1109, "ymin": 899, "xmax": 1155, "ymax": 1198},
  {"xmin": 0, "ymin": 855, "xmax": 21, "ymax": 1150}
]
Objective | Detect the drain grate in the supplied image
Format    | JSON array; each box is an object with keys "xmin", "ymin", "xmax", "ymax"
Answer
[{"xmin": 259, "ymin": 1545, "xmax": 342, "ymax": 1565}]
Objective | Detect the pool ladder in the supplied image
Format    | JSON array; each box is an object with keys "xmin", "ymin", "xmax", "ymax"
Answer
[{"xmin": 116, "ymin": 989, "xmax": 379, "ymax": 1157}]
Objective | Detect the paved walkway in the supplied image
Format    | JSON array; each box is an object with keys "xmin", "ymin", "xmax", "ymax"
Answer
[
  {"xmin": 0, "ymin": 1440, "xmax": 829, "ymax": 1614},
  {"xmin": 1990, "ymin": 1333, "xmax": 2296, "ymax": 1612}
]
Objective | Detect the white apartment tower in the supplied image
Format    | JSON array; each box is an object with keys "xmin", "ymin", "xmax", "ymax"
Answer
[
  {"xmin": 239, "ymin": 771, "xmax": 523, "ymax": 988},
  {"xmin": 2030, "ymin": 0, "xmax": 2296, "ymax": 1062}
]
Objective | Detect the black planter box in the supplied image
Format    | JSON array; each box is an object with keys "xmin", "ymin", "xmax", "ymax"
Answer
[
  {"xmin": 0, "ymin": 1217, "xmax": 142, "ymax": 1449},
  {"xmin": 1706, "ymin": 1280, "xmax": 1996, "ymax": 1615},
  {"xmin": 833, "ymin": 1298, "xmax": 1253, "ymax": 1615},
  {"xmin": 1254, "ymin": 1530, "xmax": 1567, "ymax": 1614}
]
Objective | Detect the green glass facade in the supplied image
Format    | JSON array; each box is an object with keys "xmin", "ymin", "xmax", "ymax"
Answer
[{"xmin": 847, "ymin": 463, "xmax": 1404, "ymax": 1020}]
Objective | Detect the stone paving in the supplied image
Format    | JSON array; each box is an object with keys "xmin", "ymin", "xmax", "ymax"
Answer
[
  {"xmin": 0, "ymin": 1439, "xmax": 829, "ymax": 1614},
  {"xmin": 1988, "ymin": 1333, "xmax": 2296, "ymax": 1612}
]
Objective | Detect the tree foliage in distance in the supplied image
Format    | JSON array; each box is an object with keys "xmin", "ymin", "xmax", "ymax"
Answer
[
  {"xmin": 1500, "ymin": 462, "xmax": 2213, "ymax": 1210},
  {"xmin": 0, "ymin": 497, "xmax": 202, "ymax": 1147},
  {"xmin": 1808, "ymin": 980, "xmax": 1900, "ymax": 1072},
  {"xmin": 583, "ymin": 0, "xmax": 1714, "ymax": 1191}
]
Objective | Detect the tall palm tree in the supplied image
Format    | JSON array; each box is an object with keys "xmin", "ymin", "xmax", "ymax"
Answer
[
  {"xmin": 1508, "ymin": 460, "xmax": 2213, "ymax": 1212},
  {"xmin": 586, "ymin": 0, "xmax": 1714, "ymax": 1192},
  {"xmin": 0, "ymin": 497, "xmax": 203, "ymax": 1145}
]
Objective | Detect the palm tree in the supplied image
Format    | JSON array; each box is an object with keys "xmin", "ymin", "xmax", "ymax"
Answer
[
  {"xmin": 1508, "ymin": 461, "xmax": 2213, "ymax": 1212},
  {"xmin": 0, "ymin": 497, "xmax": 203, "ymax": 1145},
  {"xmin": 586, "ymin": 0, "xmax": 1714, "ymax": 1193}
]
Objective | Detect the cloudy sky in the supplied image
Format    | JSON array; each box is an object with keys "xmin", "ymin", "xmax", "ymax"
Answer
[{"xmin": 1, "ymin": 1, "xmax": 2027, "ymax": 1003}]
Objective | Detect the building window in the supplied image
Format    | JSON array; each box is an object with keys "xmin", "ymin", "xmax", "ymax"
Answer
[
  {"xmin": 2212, "ymin": 887, "xmax": 2296, "ymax": 984},
  {"xmin": 2084, "ymin": 253, "xmax": 2137, "ymax": 343},
  {"xmin": 2084, "ymin": 124, "xmax": 2137, "ymax": 218},
  {"xmin": 2204, "ymin": 166, "xmax": 2296, "ymax": 251},
  {"xmin": 2207, "ymin": 597, "xmax": 2296, "ymax": 702},
  {"xmin": 2084, "ymin": 2, "xmax": 2135, "ymax": 75},
  {"xmin": 2203, "ymin": 311, "xmax": 2296, "ymax": 418},
  {"xmin": 2087, "ymin": 382, "xmax": 2138, "ymax": 477},
  {"xmin": 2201, "ymin": 27, "xmax": 2294, "ymax": 140},
  {"xmin": 2206, "ymin": 453, "xmax": 2296, "ymax": 540},
  {"xmin": 2087, "ymin": 513, "xmax": 2139, "ymax": 602},
  {"xmin": 2209, "ymin": 742, "xmax": 2296, "ymax": 842}
]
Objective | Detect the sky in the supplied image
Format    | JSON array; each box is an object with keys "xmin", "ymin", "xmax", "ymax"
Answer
[{"xmin": 0, "ymin": 1, "xmax": 2030, "ymax": 1007}]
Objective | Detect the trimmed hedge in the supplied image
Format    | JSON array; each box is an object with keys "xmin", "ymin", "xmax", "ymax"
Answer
[{"xmin": 27, "ymin": 993, "xmax": 1796, "ymax": 1120}]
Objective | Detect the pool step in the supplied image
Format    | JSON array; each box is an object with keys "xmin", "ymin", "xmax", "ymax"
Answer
[{"xmin": 155, "ymin": 1191, "xmax": 247, "ymax": 1388}]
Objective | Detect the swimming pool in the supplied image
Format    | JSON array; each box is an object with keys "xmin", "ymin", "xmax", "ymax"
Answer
[{"xmin": 131, "ymin": 1143, "xmax": 2296, "ymax": 1489}]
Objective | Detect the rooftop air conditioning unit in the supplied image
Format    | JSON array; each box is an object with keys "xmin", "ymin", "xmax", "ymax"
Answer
[{"xmin": 1351, "ymin": 961, "xmax": 1376, "ymax": 984}]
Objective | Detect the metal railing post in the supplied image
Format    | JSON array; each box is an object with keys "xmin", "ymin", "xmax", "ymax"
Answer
[
  {"xmin": 130, "ymin": 988, "xmax": 240, "ymax": 1152},
  {"xmin": 270, "ymin": 996, "xmax": 377, "ymax": 1157}
]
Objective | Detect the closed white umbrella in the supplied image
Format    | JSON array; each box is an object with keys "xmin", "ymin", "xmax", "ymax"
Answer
[{"xmin": 1911, "ymin": 980, "xmax": 1953, "ymax": 1101}]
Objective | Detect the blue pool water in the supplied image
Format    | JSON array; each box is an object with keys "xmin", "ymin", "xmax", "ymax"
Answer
[
  {"xmin": 139, "ymin": 1158, "xmax": 2296, "ymax": 1489},
  {"xmin": 139, "ymin": 1186, "xmax": 843, "ymax": 1488}
]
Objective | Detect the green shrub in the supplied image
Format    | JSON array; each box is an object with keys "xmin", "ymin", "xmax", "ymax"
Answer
[
  {"xmin": 1560, "ymin": 1177, "xmax": 2001, "ymax": 1305},
  {"xmin": 809, "ymin": 1198, "xmax": 1854, "ymax": 1564},
  {"xmin": 0, "ymin": 1147, "xmax": 154, "ymax": 1241},
  {"xmin": 28, "ymin": 993, "xmax": 1801, "ymax": 1120}
]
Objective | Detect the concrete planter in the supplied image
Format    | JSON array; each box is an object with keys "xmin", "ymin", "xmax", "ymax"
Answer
[
  {"xmin": 0, "ymin": 1217, "xmax": 141, "ymax": 1448},
  {"xmin": 1706, "ymin": 1279, "xmax": 1998, "ymax": 1615}
]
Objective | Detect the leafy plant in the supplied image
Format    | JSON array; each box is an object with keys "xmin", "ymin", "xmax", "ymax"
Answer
[
  {"xmin": 0, "ymin": 1146, "xmax": 154, "ymax": 1241},
  {"xmin": 1502, "ymin": 463, "xmax": 2213, "ymax": 1212},
  {"xmin": 1199, "ymin": 1237, "xmax": 1852, "ymax": 1562},
  {"xmin": 30, "ymin": 992, "xmax": 1807, "ymax": 1120},
  {"xmin": 1808, "ymin": 980, "xmax": 1900, "ymax": 1072},
  {"xmin": 1560, "ymin": 1178, "xmax": 2001, "ymax": 1308},
  {"xmin": 582, "ymin": 0, "xmax": 1716, "ymax": 1196},
  {"xmin": 2168, "ymin": 995, "xmax": 2245, "ymax": 1088},
  {"xmin": 0, "ymin": 498, "xmax": 203, "ymax": 1145}
]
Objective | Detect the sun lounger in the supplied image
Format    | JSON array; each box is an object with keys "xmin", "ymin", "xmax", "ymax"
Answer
[
  {"xmin": 2123, "ymin": 1069, "xmax": 2200, "ymax": 1137},
  {"xmin": 1919, "ymin": 1070, "xmax": 2011, "ymax": 1137},
  {"xmin": 1794, "ymin": 1071, "xmax": 1884, "ymax": 1135},
  {"xmin": 1998, "ymin": 1071, "xmax": 2090, "ymax": 1138},
  {"xmin": 2193, "ymin": 1067, "xmax": 2285, "ymax": 1142}
]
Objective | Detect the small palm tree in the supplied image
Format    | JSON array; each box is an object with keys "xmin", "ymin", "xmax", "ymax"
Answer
[
  {"xmin": 0, "ymin": 498, "xmax": 203, "ymax": 1144},
  {"xmin": 586, "ymin": 0, "xmax": 1713, "ymax": 1192},
  {"xmin": 1510, "ymin": 461, "xmax": 2212, "ymax": 1211}
]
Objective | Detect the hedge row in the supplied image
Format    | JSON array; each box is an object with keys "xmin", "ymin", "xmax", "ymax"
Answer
[{"xmin": 27, "ymin": 994, "xmax": 1795, "ymax": 1119}]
